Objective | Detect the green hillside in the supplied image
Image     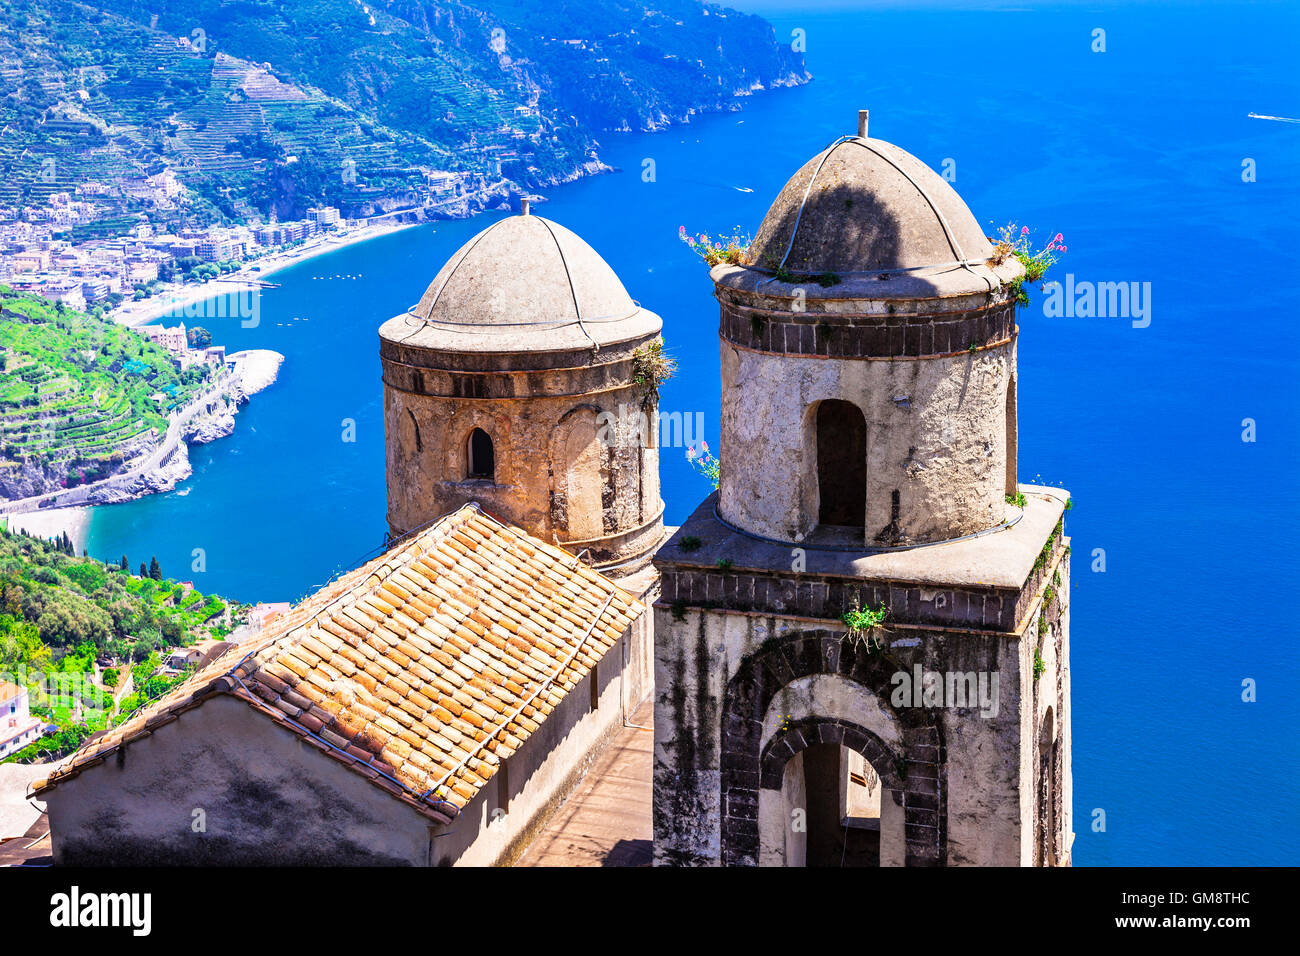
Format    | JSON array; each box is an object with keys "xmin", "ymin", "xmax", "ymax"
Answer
[
  {"xmin": 0, "ymin": 287, "xmax": 214, "ymax": 497},
  {"xmin": 0, "ymin": 0, "xmax": 452, "ymax": 224},
  {"xmin": 0, "ymin": 523, "xmax": 239, "ymax": 760},
  {"xmin": 0, "ymin": 0, "xmax": 807, "ymax": 224}
]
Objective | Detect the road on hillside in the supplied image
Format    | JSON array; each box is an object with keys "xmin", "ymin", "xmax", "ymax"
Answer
[{"xmin": 0, "ymin": 373, "xmax": 235, "ymax": 514}]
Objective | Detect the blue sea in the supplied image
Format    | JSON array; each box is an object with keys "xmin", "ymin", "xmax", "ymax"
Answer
[{"xmin": 85, "ymin": 1, "xmax": 1300, "ymax": 865}]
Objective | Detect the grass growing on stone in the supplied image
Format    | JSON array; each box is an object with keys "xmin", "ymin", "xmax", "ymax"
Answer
[
  {"xmin": 842, "ymin": 605, "xmax": 887, "ymax": 632},
  {"xmin": 678, "ymin": 226, "xmax": 751, "ymax": 266},
  {"xmin": 631, "ymin": 337, "xmax": 677, "ymax": 392}
]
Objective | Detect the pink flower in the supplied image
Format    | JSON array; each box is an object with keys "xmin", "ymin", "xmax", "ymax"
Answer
[
  {"xmin": 678, "ymin": 225, "xmax": 686, "ymax": 237},
  {"xmin": 1020, "ymin": 226, "xmax": 1029, "ymax": 236},
  {"xmin": 1059, "ymin": 245, "xmax": 1067, "ymax": 253},
  {"xmin": 1054, "ymin": 233, "xmax": 1063, "ymax": 242},
  {"xmin": 686, "ymin": 445, "xmax": 696, "ymax": 460},
  {"xmin": 700, "ymin": 440, "xmax": 709, "ymax": 454}
]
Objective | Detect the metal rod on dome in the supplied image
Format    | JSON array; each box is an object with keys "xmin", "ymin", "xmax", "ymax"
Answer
[
  {"xmin": 521, "ymin": 197, "xmax": 530, "ymax": 216},
  {"xmin": 858, "ymin": 109, "xmax": 869, "ymax": 139}
]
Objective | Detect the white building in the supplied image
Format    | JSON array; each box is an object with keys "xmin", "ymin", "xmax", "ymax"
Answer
[{"xmin": 1, "ymin": 682, "xmax": 44, "ymax": 758}]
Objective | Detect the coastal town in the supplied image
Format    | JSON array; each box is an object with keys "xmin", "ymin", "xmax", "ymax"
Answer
[
  {"xmin": 1, "ymin": 193, "xmax": 413, "ymax": 325},
  {"xmin": 0, "ymin": 137, "xmax": 529, "ymax": 328}
]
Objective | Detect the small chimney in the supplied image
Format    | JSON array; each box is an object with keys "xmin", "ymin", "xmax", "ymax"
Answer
[
  {"xmin": 521, "ymin": 197, "xmax": 531, "ymax": 216},
  {"xmin": 857, "ymin": 109, "xmax": 869, "ymax": 139}
]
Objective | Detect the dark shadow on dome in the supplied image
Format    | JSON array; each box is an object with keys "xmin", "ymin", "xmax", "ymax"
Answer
[{"xmin": 750, "ymin": 178, "xmax": 904, "ymax": 278}]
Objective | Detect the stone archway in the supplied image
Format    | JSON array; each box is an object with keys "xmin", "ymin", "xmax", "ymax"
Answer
[
  {"xmin": 719, "ymin": 630, "xmax": 946, "ymax": 866},
  {"xmin": 1037, "ymin": 706, "xmax": 1059, "ymax": 867},
  {"xmin": 760, "ymin": 716, "xmax": 905, "ymax": 867}
]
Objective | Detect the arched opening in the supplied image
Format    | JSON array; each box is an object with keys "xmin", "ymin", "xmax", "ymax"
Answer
[
  {"xmin": 1036, "ymin": 707, "xmax": 1056, "ymax": 866},
  {"xmin": 467, "ymin": 428, "xmax": 495, "ymax": 480},
  {"xmin": 816, "ymin": 400, "xmax": 867, "ymax": 527},
  {"xmin": 722, "ymin": 635, "xmax": 946, "ymax": 867},
  {"xmin": 798, "ymin": 742, "xmax": 882, "ymax": 866}
]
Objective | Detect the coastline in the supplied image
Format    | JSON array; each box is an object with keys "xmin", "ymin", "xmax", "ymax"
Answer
[
  {"xmin": 3, "ymin": 506, "xmax": 93, "ymax": 554},
  {"xmin": 1, "ymin": 347, "xmax": 284, "ymax": 518},
  {"xmin": 228, "ymin": 349, "xmax": 283, "ymax": 397},
  {"xmin": 109, "ymin": 220, "xmax": 421, "ymax": 328}
]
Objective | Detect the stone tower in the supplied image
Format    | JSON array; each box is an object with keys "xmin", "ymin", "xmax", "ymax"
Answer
[
  {"xmin": 653, "ymin": 113, "xmax": 1072, "ymax": 866},
  {"xmin": 379, "ymin": 204, "xmax": 666, "ymax": 574}
]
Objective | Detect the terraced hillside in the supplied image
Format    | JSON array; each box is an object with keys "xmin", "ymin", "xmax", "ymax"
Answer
[
  {"xmin": 0, "ymin": 287, "xmax": 213, "ymax": 499},
  {"xmin": 0, "ymin": 0, "xmax": 807, "ymax": 224},
  {"xmin": 0, "ymin": 0, "xmax": 452, "ymax": 223},
  {"xmin": 0, "ymin": 523, "xmax": 241, "ymax": 758}
]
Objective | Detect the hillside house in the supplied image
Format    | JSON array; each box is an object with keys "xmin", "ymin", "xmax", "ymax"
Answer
[{"xmin": 1, "ymin": 683, "xmax": 45, "ymax": 758}]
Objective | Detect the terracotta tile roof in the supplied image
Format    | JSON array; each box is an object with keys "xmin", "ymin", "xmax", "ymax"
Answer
[{"xmin": 30, "ymin": 504, "xmax": 644, "ymax": 824}]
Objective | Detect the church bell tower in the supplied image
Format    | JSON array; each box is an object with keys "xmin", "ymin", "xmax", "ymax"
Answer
[
  {"xmin": 653, "ymin": 112, "xmax": 1072, "ymax": 866},
  {"xmin": 378, "ymin": 202, "xmax": 666, "ymax": 576}
]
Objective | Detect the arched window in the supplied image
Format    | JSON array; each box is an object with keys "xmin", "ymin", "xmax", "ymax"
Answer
[
  {"xmin": 816, "ymin": 400, "xmax": 867, "ymax": 527},
  {"xmin": 467, "ymin": 428, "xmax": 495, "ymax": 480}
]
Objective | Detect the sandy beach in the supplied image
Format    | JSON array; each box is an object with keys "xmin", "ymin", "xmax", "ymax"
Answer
[
  {"xmin": 110, "ymin": 219, "xmax": 420, "ymax": 328},
  {"xmin": 2, "ymin": 506, "xmax": 93, "ymax": 554}
]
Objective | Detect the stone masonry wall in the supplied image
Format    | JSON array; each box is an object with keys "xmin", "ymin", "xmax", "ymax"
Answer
[
  {"xmin": 652, "ymin": 607, "xmax": 1032, "ymax": 866},
  {"xmin": 718, "ymin": 340, "xmax": 1012, "ymax": 545},
  {"xmin": 383, "ymin": 371, "xmax": 662, "ymax": 565}
]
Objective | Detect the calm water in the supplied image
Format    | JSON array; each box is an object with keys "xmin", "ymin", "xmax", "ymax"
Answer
[{"xmin": 87, "ymin": 2, "xmax": 1300, "ymax": 865}]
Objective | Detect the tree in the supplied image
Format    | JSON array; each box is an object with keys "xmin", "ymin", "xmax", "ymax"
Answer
[
  {"xmin": 120, "ymin": 555, "xmax": 129, "ymax": 572},
  {"xmin": 139, "ymin": 562, "xmax": 147, "ymax": 579},
  {"xmin": 159, "ymin": 616, "xmax": 183, "ymax": 644},
  {"xmin": 0, "ymin": 618, "xmax": 52, "ymax": 675},
  {"xmin": 35, "ymin": 590, "xmax": 113, "ymax": 648},
  {"xmin": 149, "ymin": 556, "xmax": 162, "ymax": 581}
]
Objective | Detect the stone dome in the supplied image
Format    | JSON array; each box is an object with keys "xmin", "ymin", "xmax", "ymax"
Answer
[
  {"xmin": 379, "ymin": 209, "xmax": 660, "ymax": 354},
  {"xmin": 747, "ymin": 132, "xmax": 993, "ymax": 278}
]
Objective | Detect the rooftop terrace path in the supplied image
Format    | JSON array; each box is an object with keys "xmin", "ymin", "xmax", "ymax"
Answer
[{"xmin": 516, "ymin": 700, "xmax": 654, "ymax": 867}]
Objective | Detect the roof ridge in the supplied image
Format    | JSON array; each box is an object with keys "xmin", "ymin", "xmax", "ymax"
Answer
[
  {"xmin": 532, "ymin": 215, "xmax": 584, "ymax": 324},
  {"xmin": 233, "ymin": 505, "xmax": 480, "ymax": 673},
  {"xmin": 29, "ymin": 505, "xmax": 483, "ymax": 794}
]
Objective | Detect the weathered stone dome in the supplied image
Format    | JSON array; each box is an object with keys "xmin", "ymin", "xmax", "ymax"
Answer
[
  {"xmin": 379, "ymin": 209, "xmax": 660, "ymax": 354},
  {"xmin": 747, "ymin": 134, "xmax": 993, "ymax": 278},
  {"xmin": 709, "ymin": 115, "xmax": 1024, "ymax": 549},
  {"xmin": 378, "ymin": 206, "xmax": 665, "ymax": 575}
]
